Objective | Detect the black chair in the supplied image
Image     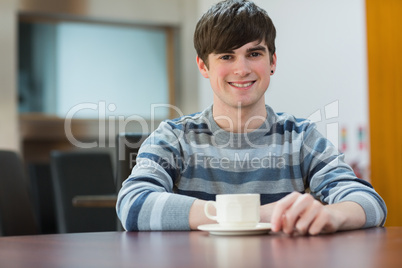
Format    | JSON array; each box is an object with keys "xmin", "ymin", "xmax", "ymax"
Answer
[
  {"xmin": 28, "ymin": 163, "xmax": 57, "ymax": 234},
  {"xmin": 0, "ymin": 150, "xmax": 38, "ymax": 236},
  {"xmin": 50, "ymin": 150, "xmax": 117, "ymax": 233},
  {"xmin": 115, "ymin": 133, "xmax": 149, "ymax": 192}
]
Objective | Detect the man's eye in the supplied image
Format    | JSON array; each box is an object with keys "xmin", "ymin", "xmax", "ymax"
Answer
[
  {"xmin": 220, "ymin": 55, "xmax": 232, "ymax": 60},
  {"xmin": 250, "ymin": 52, "xmax": 261, "ymax": 57}
]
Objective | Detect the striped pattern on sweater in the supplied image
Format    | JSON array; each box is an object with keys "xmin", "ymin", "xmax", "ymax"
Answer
[{"xmin": 116, "ymin": 105, "xmax": 387, "ymax": 231}]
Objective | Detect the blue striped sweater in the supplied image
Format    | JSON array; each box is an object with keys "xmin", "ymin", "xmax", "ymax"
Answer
[{"xmin": 116, "ymin": 105, "xmax": 387, "ymax": 231}]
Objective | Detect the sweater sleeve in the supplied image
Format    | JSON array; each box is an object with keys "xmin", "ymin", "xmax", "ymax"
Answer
[
  {"xmin": 116, "ymin": 121, "xmax": 196, "ymax": 231},
  {"xmin": 300, "ymin": 123, "xmax": 387, "ymax": 227}
]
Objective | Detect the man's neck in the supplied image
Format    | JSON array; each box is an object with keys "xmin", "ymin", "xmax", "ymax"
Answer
[{"xmin": 212, "ymin": 102, "xmax": 267, "ymax": 133}]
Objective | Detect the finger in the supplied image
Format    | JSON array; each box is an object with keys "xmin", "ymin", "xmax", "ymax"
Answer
[
  {"xmin": 271, "ymin": 192, "xmax": 301, "ymax": 232},
  {"xmin": 294, "ymin": 199, "xmax": 322, "ymax": 235},
  {"xmin": 282, "ymin": 194, "xmax": 315, "ymax": 235},
  {"xmin": 308, "ymin": 208, "xmax": 332, "ymax": 235}
]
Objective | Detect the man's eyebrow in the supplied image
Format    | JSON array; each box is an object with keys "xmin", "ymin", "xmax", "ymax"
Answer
[
  {"xmin": 213, "ymin": 45, "xmax": 267, "ymax": 55},
  {"xmin": 213, "ymin": 50, "xmax": 235, "ymax": 55},
  {"xmin": 247, "ymin": 45, "xmax": 267, "ymax": 53}
]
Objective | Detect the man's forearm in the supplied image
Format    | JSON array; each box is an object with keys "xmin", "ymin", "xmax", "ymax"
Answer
[{"xmin": 325, "ymin": 201, "xmax": 366, "ymax": 231}]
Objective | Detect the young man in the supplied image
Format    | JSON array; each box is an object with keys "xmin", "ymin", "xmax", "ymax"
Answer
[{"xmin": 116, "ymin": 0, "xmax": 386, "ymax": 235}]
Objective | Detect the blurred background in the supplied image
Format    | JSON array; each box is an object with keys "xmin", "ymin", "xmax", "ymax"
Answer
[{"xmin": 0, "ymin": 0, "xmax": 400, "ymax": 231}]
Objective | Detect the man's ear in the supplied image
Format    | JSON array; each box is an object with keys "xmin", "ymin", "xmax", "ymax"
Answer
[
  {"xmin": 270, "ymin": 53, "xmax": 277, "ymax": 74},
  {"xmin": 196, "ymin": 56, "xmax": 209, "ymax": 78}
]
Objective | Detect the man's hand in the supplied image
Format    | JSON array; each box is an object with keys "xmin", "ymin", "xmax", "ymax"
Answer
[{"xmin": 270, "ymin": 192, "xmax": 366, "ymax": 235}]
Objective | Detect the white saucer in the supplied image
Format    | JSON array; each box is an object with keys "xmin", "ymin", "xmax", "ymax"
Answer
[{"xmin": 198, "ymin": 223, "xmax": 271, "ymax": 236}]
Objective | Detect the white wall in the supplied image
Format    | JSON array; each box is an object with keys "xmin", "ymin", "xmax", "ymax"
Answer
[
  {"xmin": 0, "ymin": 0, "xmax": 19, "ymax": 151},
  {"xmin": 196, "ymin": 0, "xmax": 369, "ymax": 170},
  {"xmin": 196, "ymin": 0, "xmax": 216, "ymax": 110},
  {"xmin": 177, "ymin": 0, "xmax": 201, "ymax": 115}
]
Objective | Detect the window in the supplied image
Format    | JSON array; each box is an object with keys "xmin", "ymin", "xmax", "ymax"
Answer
[{"xmin": 19, "ymin": 19, "xmax": 175, "ymax": 120}]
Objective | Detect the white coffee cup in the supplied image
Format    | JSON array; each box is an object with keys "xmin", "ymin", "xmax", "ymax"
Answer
[{"xmin": 204, "ymin": 194, "xmax": 260, "ymax": 228}]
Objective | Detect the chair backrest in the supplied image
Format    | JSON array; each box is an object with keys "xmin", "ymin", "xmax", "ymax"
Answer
[
  {"xmin": 0, "ymin": 150, "xmax": 38, "ymax": 236},
  {"xmin": 50, "ymin": 150, "xmax": 117, "ymax": 233},
  {"xmin": 115, "ymin": 133, "xmax": 149, "ymax": 191},
  {"xmin": 28, "ymin": 163, "xmax": 57, "ymax": 234}
]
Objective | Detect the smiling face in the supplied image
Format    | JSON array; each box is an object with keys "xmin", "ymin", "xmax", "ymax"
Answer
[{"xmin": 197, "ymin": 41, "xmax": 276, "ymax": 113}]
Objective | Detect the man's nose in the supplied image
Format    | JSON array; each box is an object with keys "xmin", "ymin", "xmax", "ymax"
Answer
[{"xmin": 233, "ymin": 57, "xmax": 251, "ymax": 76}]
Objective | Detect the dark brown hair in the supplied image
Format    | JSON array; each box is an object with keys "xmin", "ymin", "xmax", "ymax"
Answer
[{"xmin": 194, "ymin": 0, "xmax": 276, "ymax": 67}]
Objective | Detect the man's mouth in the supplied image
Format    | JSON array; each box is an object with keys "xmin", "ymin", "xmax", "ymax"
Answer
[{"xmin": 228, "ymin": 81, "xmax": 255, "ymax": 88}]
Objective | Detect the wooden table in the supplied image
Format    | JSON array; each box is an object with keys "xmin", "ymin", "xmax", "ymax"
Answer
[
  {"xmin": 0, "ymin": 227, "xmax": 401, "ymax": 268},
  {"xmin": 72, "ymin": 195, "xmax": 117, "ymax": 208}
]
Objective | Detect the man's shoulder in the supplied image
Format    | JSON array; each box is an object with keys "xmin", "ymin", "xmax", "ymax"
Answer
[
  {"xmin": 268, "ymin": 106, "xmax": 313, "ymax": 134},
  {"xmin": 275, "ymin": 112, "xmax": 310, "ymax": 125},
  {"xmin": 170, "ymin": 111, "xmax": 204, "ymax": 124},
  {"xmin": 159, "ymin": 106, "xmax": 212, "ymax": 132}
]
